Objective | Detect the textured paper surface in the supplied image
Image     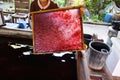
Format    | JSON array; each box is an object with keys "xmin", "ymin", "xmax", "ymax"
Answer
[{"xmin": 32, "ymin": 7, "xmax": 84, "ymax": 54}]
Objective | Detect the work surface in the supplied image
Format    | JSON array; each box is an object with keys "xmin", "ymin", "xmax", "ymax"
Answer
[
  {"xmin": 0, "ymin": 43, "xmax": 113, "ymax": 80},
  {"xmin": 0, "ymin": 43, "xmax": 77, "ymax": 80},
  {"xmin": 0, "ymin": 23, "xmax": 109, "ymax": 40},
  {"xmin": 0, "ymin": 23, "xmax": 32, "ymax": 39},
  {"xmin": 0, "ymin": 39, "xmax": 114, "ymax": 80},
  {"xmin": 83, "ymin": 23, "xmax": 109, "ymax": 42},
  {"xmin": 77, "ymin": 49, "xmax": 113, "ymax": 80},
  {"xmin": 0, "ymin": 23, "xmax": 112, "ymax": 80}
]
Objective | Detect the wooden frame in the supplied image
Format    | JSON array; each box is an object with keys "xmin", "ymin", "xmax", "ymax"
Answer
[
  {"xmin": 31, "ymin": 6, "xmax": 85, "ymax": 54},
  {"xmin": 0, "ymin": 8, "xmax": 5, "ymax": 26}
]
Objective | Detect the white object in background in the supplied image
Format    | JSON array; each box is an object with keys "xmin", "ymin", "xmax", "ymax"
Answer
[
  {"xmin": 2, "ymin": 23, "xmax": 19, "ymax": 29},
  {"xmin": 4, "ymin": 14, "xmax": 11, "ymax": 22},
  {"xmin": 117, "ymin": 31, "xmax": 120, "ymax": 39},
  {"xmin": 106, "ymin": 37, "xmax": 120, "ymax": 78},
  {"xmin": 112, "ymin": 60, "xmax": 120, "ymax": 77}
]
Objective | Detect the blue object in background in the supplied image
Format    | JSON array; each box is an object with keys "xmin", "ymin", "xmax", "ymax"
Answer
[
  {"xmin": 17, "ymin": 19, "xmax": 27, "ymax": 29},
  {"xmin": 104, "ymin": 13, "xmax": 113, "ymax": 23},
  {"xmin": 85, "ymin": 8, "xmax": 91, "ymax": 18},
  {"xmin": 18, "ymin": 23, "xmax": 27, "ymax": 29}
]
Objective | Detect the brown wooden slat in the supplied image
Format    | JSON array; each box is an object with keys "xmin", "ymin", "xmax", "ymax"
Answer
[
  {"xmin": 76, "ymin": 51, "xmax": 91, "ymax": 80},
  {"xmin": 113, "ymin": 76, "xmax": 120, "ymax": 80},
  {"xmin": 15, "ymin": 2, "xmax": 29, "ymax": 8},
  {"xmin": 0, "ymin": 28, "xmax": 32, "ymax": 39},
  {"xmin": 15, "ymin": 9, "xmax": 29, "ymax": 13},
  {"xmin": 15, "ymin": 0, "xmax": 29, "ymax": 2},
  {"xmin": 15, "ymin": 0, "xmax": 30, "ymax": 13},
  {"xmin": 103, "ymin": 65, "xmax": 113, "ymax": 80}
]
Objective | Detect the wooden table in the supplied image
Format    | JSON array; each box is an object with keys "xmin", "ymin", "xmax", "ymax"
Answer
[
  {"xmin": 107, "ymin": 37, "xmax": 120, "ymax": 80},
  {"xmin": 0, "ymin": 23, "xmax": 114, "ymax": 80},
  {"xmin": 0, "ymin": 24, "xmax": 32, "ymax": 44},
  {"xmin": 76, "ymin": 49, "xmax": 113, "ymax": 80}
]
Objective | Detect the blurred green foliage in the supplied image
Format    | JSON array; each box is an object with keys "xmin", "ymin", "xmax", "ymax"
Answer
[
  {"xmin": 2, "ymin": 0, "xmax": 118, "ymax": 22},
  {"xmin": 53, "ymin": 0, "xmax": 114, "ymax": 22},
  {"xmin": 53, "ymin": 0, "xmax": 65, "ymax": 7},
  {"xmin": 84, "ymin": 0, "xmax": 113, "ymax": 22}
]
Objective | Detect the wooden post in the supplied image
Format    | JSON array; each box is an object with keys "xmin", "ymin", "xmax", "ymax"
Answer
[{"xmin": 76, "ymin": 51, "xmax": 91, "ymax": 80}]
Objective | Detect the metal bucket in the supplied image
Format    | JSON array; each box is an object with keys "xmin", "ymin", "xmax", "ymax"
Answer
[
  {"xmin": 88, "ymin": 41, "xmax": 110, "ymax": 70},
  {"xmin": 84, "ymin": 34, "xmax": 92, "ymax": 47}
]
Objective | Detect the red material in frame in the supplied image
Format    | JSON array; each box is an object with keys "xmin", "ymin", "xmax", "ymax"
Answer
[{"xmin": 31, "ymin": 7, "xmax": 84, "ymax": 54}]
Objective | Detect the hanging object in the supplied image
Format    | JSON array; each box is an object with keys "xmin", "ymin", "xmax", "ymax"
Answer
[{"xmin": 31, "ymin": 6, "xmax": 85, "ymax": 54}]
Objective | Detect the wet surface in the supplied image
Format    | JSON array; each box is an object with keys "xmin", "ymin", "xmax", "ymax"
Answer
[{"xmin": 83, "ymin": 23, "xmax": 109, "ymax": 43}]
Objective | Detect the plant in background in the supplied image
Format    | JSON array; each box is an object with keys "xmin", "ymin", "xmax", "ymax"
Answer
[
  {"xmin": 53, "ymin": 0, "xmax": 65, "ymax": 7},
  {"xmin": 92, "ymin": 15, "xmax": 99, "ymax": 22},
  {"xmin": 74, "ymin": 0, "xmax": 85, "ymax": 6},
  {"xmin": 9, "ymin": 5, "xmax": 13, "ymax": 8},
  {"xmin": 83, "ymin": 0, "xmax": 113, "ymax": 22}
]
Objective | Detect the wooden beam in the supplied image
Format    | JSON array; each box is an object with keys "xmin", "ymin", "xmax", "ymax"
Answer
[
  {"xmin": 0, "ymin": 27, "xmax": 32, "ymax": 39},
  {"xmin": 76, "ymin": 51, "xmax": 91, "ymax": 80}
]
